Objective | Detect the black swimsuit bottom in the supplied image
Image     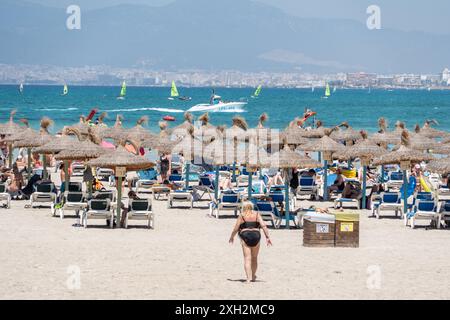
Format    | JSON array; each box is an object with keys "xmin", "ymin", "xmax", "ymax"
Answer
[{"xmin": 239, "ymin": 215, "xmax": 261, "ymax": 247}]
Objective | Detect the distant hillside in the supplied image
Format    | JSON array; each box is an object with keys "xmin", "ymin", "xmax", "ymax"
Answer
[{"xmin": 1, "ymin": 0, "xmax": 449, "ymax": 73}]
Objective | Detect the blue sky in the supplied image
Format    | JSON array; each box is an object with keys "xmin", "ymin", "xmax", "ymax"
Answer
[{"xmin": 27, "ymin": 0, "xmax": 450, "ymax": 35}]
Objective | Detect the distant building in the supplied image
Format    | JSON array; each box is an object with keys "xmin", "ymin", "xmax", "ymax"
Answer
[
  {"xmin": 442, "ymin": 68, "xmax": 450, "ymax": 85},
  {"xmin": 345, "ymin": 72, "xmax": 377, "ymax": 87}
]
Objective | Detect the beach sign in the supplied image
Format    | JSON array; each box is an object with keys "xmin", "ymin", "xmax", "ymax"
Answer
[
  {"xmin": 115, "ymin": 166, "xmax": 126, "ymax": 177},
  {"xmin": 316, "ymin": 224, "xmax": 329, "ymax": 233}
]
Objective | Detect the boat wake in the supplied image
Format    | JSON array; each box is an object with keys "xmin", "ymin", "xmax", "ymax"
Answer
[
  {"xmin": 39, "ymin": 107, "xmax": 78, "ymax": 111},
  {"xmin": 104, "ymin": 107, "xmax": 184, "ymax": 113}
]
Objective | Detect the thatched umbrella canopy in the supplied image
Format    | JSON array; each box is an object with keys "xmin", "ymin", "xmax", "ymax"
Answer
[
  {"xmin": 98, "ymin": 115, "xmax": 128, "ymax": 141},
  {"xmin": 268, "ymin": 145, "xmax": 321, "ymax": 169},
  {"xmin": 419, "ymin": 120, "xmax": 448, "ymax": 138},
  {"xmin": 301, "ymin": 120, "xmax": 328, "ymax": 138},
  {"xmin": 224, "ymin": 116, "xmax": 248, "ymax": 141},
  {"xmin": 373, "ymin": 131, "xmax": 434, "ymax": 166},
  {"xmin": 126, "ymin": 116, "xmax": 156, "ymax": 143},
  {"xmin": 32, "ymin": 129, "xmax": 81, "ymax": 154},
  {"xmin": 87, "ymin": 146, "xmax": 154, "ymax": 171},
  {"xmin": 370, "ymin": 119, "xmax": 405, "ymax": 145},
  {"xmin": 0, "ymin": 110, "xmax": 24, "ymax": 136},
  {"xmin": 65, "ymin": 115, "xmax": 90, "ymax": 139},
  {"xmin": 195, "ymin": 113, "xmax": 220, "ymax": 144},
  {"xmin": 330, "ymin": 122, "xmax": 363, "ymax": 143},
  {"xmin": 297, "ymin": 129, "xmax": 345, "ymax": 154},
  {"xmin": 427, "ymin": 157, "xmax": 450, "ymax": 175},
  {"xmin": 55, "ymin": 139, "xmax": 110, "ymax": 161},
  {"xmin": 432, "ymin": 143, "xmax": 450, "ymax": 155},
  {"xmin": 13, "ymin": 117, "xmax": 53, "ymax": 148},
  {"xmin": 1, "ymin": 119, "xmax": 36, "ymax": 143},
  {"xmin": 172, "ymin": 112, "xmax": 194, "ymax": 138},
  {"xmin": 334, "ymin": 131, "xmax": 385, "ymax": 161},
  {"xmin": 398, "ymin": 128, "xmax": 440, "ymax": 151}
]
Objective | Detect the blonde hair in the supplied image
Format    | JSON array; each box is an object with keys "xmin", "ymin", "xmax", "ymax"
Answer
[{"xmin": 242, "ymin": 201, "xmax": 254, "ymax": 214}]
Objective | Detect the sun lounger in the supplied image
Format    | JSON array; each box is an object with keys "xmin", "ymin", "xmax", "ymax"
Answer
[
  {"xmin": 372, "ymin": 192, "xmax": 403, "ymax": 219},
  {"xmin": 193, "ymin": 175, "xmax": 217, "ymax": 202},
  {"xmin": 58, "ymin": 191, "xmax": 87, "ymax": 219},
  {"xmin": 210, "ymin": 192, "xmax": 241, "ymax": 219},
  {"xmin": 152, "ymin": 185, "xmax": 171, "ymax": 200},
  {"xmin": 168, "ymin": 189, "xmax": 193, "ymax": 208},
  {"xmin": 255, "ymin": 200, "xmax": 281, "ymax": 228},
  {"xmin": 71, "ymin": 162, "xmax": 85, "ymax": 176},
  {"xmin": 96, "ymin": 167, "xmax": 114, "ymax": 181},
  {"xmin": 0, "ymin": 183, "xmax": 11, "ymax": 209},
  {"xmin": 296, "ymin": 176, "xmax": 318, "ymax": 200},
  {"xmin": 83, "ymin": 198, "xmax": 113, "ymax": 228},
  {"xmin": 125, "ymin": 198, "xmax": 154, "ymax": 229},
  {"xmin": 384, "ymin": 171, "xmax": 404, "ymax": 191},
  {"xmin": 30, "ymin": 182, "xmax": 57, "ymax": 215},
  {"xmin": 439, "ymin": 201, "xmax": 450, "ymax": 228},
  {"xmin": 406, "ymin": 200, "xmax": 440, "ymax": 229}
]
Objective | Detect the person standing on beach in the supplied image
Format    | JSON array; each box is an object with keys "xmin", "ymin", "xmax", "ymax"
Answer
[{"xmin": 229, "ymin": 202, "xmax": 272, "ymax": 283}]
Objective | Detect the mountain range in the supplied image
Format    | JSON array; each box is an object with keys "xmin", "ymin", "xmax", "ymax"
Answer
[{"xmin": 1, "ymin": 0, "xmax": 449, "ymax": 73}]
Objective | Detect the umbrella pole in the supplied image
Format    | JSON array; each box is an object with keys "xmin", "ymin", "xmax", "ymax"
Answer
[
  {"xmin": 232, "ymin": 162, "xmax": 236, "ymax": 183},
  {"xmin": 64, "ymin": 160, "xmax": 69, "ymax": 193},
  {"xmin": 43, "ymin": 154, "xmax": 47, "ymax": 179},
  {"xmin": 362, "ymin": 165, "xmax": 367, "ymax": 209},
  {"xmin": 8, "ymin": 144, "xmax": 12, "ymax": 168},
  {"xmin": 185, "ymin": 162, "xmax": 190, "ymax": 190},
  {"xmin": 214, "ymin": 166, "xmax": 220, "ymax": 201},
  {"xmin": 27, "ymin": 148, "xmax": 32, "ymax": 180},
  {"xmin": 402, "ymin": 169, "xmax": 408, "ymax": 215},
  {"xmin": 284, "ymin": 169, "xmax": 290, "ymax": 229},
  {"xmin": 318, "ymin": 151, "xmax": 322, "ymax": 163},
  {"xmin": 381, "ymin": 165, "xmax": 385, "ymax": 183},
  {"xmin": 116, "ymin": 176, "xmax": 122, "ymax": 228},
  {"xmin": 247, "ymin": 171, "xmax": 252, "ymax": 200},
  {"xmin": 323, "ymin": 160, "xmax": 328, "ymax": 201}
]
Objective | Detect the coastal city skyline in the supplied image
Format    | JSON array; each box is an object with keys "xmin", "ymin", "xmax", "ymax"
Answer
[{"xmin": 1, "ymin": 64, "xmax": 449, "ymax": 90}]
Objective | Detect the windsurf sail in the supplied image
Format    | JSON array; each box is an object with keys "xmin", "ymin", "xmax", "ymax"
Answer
[
  {"xmin": 62, "ymin": 84, "xmax": 68, "ymax": 96},
  {"xmin": 171, "ymin": 81, "xmax": 179, "ymax": 97},
  {"xmin": 325, "ymin": 83, "xmax": 331, "ymax": 97},
  {"xmin": 119, "ymin": 81, "xmax": 126, "ymax": 97},
  {"xmin": 19, "ymin": 83, "xmax": 24, "ymax": 93},
  {"xmin": 252, "ymin": 85, "xmax": 262, "ymax": 97}
]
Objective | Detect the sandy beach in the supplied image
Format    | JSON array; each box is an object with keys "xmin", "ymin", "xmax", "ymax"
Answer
[{"xmin": 0, "ymin": 173, "xmax": 449, "ymax": 300}]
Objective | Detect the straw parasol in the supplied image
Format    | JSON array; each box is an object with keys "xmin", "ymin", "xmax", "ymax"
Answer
[
  {"xmin": 419, "ymin": 120, "xmax": 448, "ymax": 139},
  {"xmin": 373, "ymin": 131, "xmax": 434, "ymax": 166},
  {"xmin": 373, "ymin": 131, "xmax": 434, "ymax": 213},
  {"xmin": 98, "ymin": 115, "xmax": 128, "ymax": 142},
  {"xmin": 0, "ymin": 110, "xmax": 24, "ymax": 136},
  {"xmin": 297, "ymin": 127, "xmax": 345, "ymax": 201},
  {"xmin": 66, "ymin": 115, "xmax": 90, "ymax": 139},
  {"xmin": 427, "ymin": 157, "xmax": 450, "ymax": 175},
  {"xmin": 195, "ymin": 113, "xmax": 219, "ymax": 144},
  {"xmin": 32, "ymin": 130, "xmax": 80, "ymax": 154},
  {"xmin": 1, "ymin": 119, "xmax": 36, "ymax": 143},
  {"xmin": 268, "ymin": 144, "xmax": 321, "ymax": 229},
  {"xmin": 333, "ymin": 131, "xmax": 385, "ymax": 209},
  {"xmin": 300, "ymin": 120, "xmax": 328, "ymax": 138},
  {"xmin": 432, "ymin": 143, "xmax": 450, "ymax": 155},
  {"xmin": 370, "ymin": 118, "xmax": 403, "ymax": 145},
  {"xmin": 398, "ymin": 127, "xmax": 440, "ymax": 151},
  {"xmin": 172, "ymin": 112, "xmax": 194, "ymax": 138},
  {"xmin": 330, "ymin": 122, "xmax": 363, "ymax": 144},
  {"xmin": 88, "ymin": 145, "xmax": 155, "ymax": 227},
  {"xmin": 13, "ymin": 117, "xmax": 53, "ymax": 179},
  {"xmin": 126, "ymin": 116, "xmax": 156, "ymax": 143},
  {"xmin": 55, "ymin": 139, "xmax": 108, "ymax": 161}
]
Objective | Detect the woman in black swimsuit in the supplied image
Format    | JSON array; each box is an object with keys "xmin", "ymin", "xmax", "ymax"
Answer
[{"xmin": 229, "ymin": 202, "xmax": 272, "ymax": 283}]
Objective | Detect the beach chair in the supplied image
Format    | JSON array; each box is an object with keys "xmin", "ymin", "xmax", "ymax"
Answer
[
  {"xmin": 385, "ymin": 171, "xmax": 404, "ymax": 191},
  {"xmin": 125, "ymin": 199, "xmax": 154, "ymax": 229},
  {"xmin": 406, "ymin": 200, "xmax": 440, "ymax": 229},
  {"xmin": 67, "ymin": 182, "xmax": 83, "ymax": 192},
  {"xmin": 334, "ymin": 197, "xmax": 360, "ymax": 210},
  {"xmin": 135, "ymin": 168, "xmax": 158, "ymax": 194},
  {"xmin": 71, "ymin": 162, "xmax": 85, "ymax": 176},
  {"xmin": 194, "ymin": 175, "xmax": 216, "ymax": 202},
  {"xmin": 168, "ymin": 189, "xmax": 193, "ymax": 208},
  {"xmin": 373, "ymin": 192, "xmax": 403, "ymax": 219},
  {"xmin": 93, "ymin": 189, "xmax": 116, "ymax": 202},
  {"xmin": 96, "ymin": 167, "xmax": 114, "ymax": 181},
  {"xmin": 255, "ymin": 200, "xmax": 281, "ymax": 228},
  {"xmin": 0, "ymin": 183, "xmax": 11, "ymax": 209},
  {"xmin": 30, "ymin": 182, "xmax": 57, "ymax": 215},
  {"xmin": 83, "ymin": 198, "xmax": 113, "ymax": 228},
  {"xmin": 169, "ymin": 173, "xmax": 185, "ymax": 188},
  {"xmin": 242, "ymin": 179, "xmax": 267, "ymax": 200},
  {"xmin": 296, "ymin": 176, "xmax": 318, "ymax": 200},
  {"xmin": 151, "ymin": 185, "xmax": 171, "ymax": 200},
  {"xmin": 438, "ymin": 185, "xmax": 450, "ymax": 201},
  {"xmin": 57, "ymin": 191, "xmax": 87, "ymax": 219},
  {"xmin": 210, "ymin": 192, "xmax": 241, "ymax": 219},
  {"xmin": 268, "ymin": 186, "xmax": 296, "ymax": 211},
  {"xmin": 439, "ymin": 201, "xmax": 450, "ymax": 228}
]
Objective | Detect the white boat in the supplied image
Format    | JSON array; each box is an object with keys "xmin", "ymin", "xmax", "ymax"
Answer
[
  {"xmin": 188, "ymin": 90, "xmax": 246, "ymax": 112},
  {"xmin": 188, "ymin": 101, "xmax": 247, "ymax": 112}
]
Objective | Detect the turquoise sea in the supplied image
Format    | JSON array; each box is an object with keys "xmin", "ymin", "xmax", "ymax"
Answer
[{"xmin": 0, "ymin": 85, "xmax": 449, "ymax": 133}]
